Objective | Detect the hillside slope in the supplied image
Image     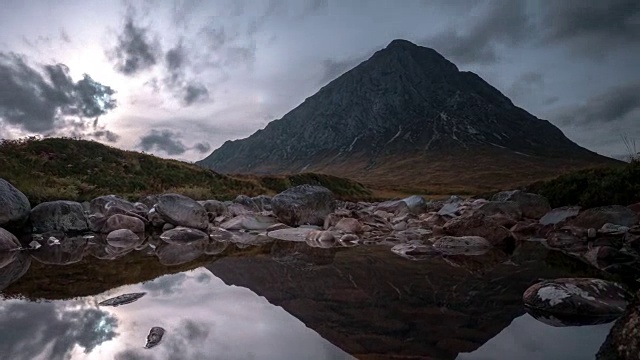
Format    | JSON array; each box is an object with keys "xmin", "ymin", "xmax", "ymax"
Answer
[{"xmin": 0, "ymin": 137, "xmax": 371, "ymax": 204}]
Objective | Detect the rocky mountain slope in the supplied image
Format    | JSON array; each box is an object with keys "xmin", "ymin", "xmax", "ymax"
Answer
[{"xmin": 198, "ymin": 39, "xmax": 620, "ymax": 194}]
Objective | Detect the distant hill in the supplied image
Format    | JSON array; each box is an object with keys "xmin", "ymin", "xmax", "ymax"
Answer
[
  {"xmin": 0, "ymin": 137, "xmax": 372, "ymax": 205},
  {"xmin": 198, "ymin": 39, "xmax": 621, "ymax": 194}
]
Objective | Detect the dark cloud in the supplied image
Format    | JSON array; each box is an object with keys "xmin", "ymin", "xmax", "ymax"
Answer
[
  {"xmin": 182, "ymin": 83, "xmax": 209, "ymax": 105},
  {"xmin": 423, "ymin": 1, "xmax": 533, "ymax": 64},
  {"xmin": 542, "ymin": 0, "xmax": 640, "ymax": 48},
  {"xmin": 165, "ymin": 42, "xmax": 186, "ymax": 86},
  {"xmin": 0, "ymin": 53, "xmax": 117, "ymax": 133},
  {"xmin": 59, "ymin": 28, "xmax": 71, "ymax": 43},
  {"xmin": 193, "ymin": 142, "xmax": 211, "ymax": 153},
  {"xmin": 554, "ymin": 82, "xmax": 640, "ymax": 126},
  {"xmin": 508, "ymin": 71, "xmax": 545, "ymax": 99},
  {"xmin": 0, "ymin": 301, "xmax": 118, "ymax": 360},
  {"xmin": 109, "ymin": 16, "xmax": 160, "ymax": 75},
  {"xmin": 90, "ymin": 129, "xmax": 120, "ymax": 142},
  {"xmin": 138, "ymin": 129, "xmax": 188, "ymax": 155}
]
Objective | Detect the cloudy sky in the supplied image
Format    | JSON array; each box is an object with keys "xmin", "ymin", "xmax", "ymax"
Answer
[{"xmin": 0, "ymin": 0, "xmax": 638, "ymax": 161}]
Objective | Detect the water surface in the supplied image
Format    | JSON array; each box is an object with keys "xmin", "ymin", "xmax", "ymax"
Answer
[{"xmin": 0, "ymin": 234, "xmax": 623, "ymax": 359}]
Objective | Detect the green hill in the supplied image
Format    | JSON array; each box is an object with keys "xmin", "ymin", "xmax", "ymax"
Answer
[{"xmin": 0, "ymin": 137, "xmax": 372, "ymax": 205}]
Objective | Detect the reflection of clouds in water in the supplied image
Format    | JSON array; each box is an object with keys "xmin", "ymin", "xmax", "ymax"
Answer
[
  {"xmin": 457, "ymin": 314, "xmax": 613, "ymax": 360},
  {"xmin": 195, "ymin": 272, "xmax": 211, "ymax": 284},
  {"xmin": 140, "ymin": 273, "xmax": 187, "ymax": 295},
  {"xmin": 0, "ymin": 300, "xmax": 118, "ymax": 360}
]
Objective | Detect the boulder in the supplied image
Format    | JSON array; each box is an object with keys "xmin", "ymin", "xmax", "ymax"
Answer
[
  {"xmin": 400, "ymin": 195, "xmax": 428, "ymax": 214},
  {"xmin": 233, "ymin": 195, "xmax": 259, "ymax": 212},
  {"xmin": 227, "ymin": 203, "xmax": 252, "ymax": 217},
  {"xmin": 205, "ymin": 240, "xmax": 229, "ymax": 255},
  {"xmin": 545, "ymin": 230, "xmax": 589, "ymax": 253},
  {"xmin": 271, "ymin": 185, "xmax": 335, "ymax": 226},
  {"xmin": 539, "ymin": 206, "xmax": 581, "ymax": 226},
  {"xmin": 155, "ymin": 194, "xmax": 208, "ymax": 230},
  {"xmin": 442, "ymin": 212, "xmax": 512, "ymax": 246},
  {"xmin": 160, "ymin": 227, "xmax": 209, "ymax": 245},
  {"xmin": 597, "ymin": 291, "xmax": 640, "ymax": 360},
  {"xmin": 102, "ymin": 214, "xmax": 146, "ymax": 233},
  {"xmin": 89, "ymin": 195, "xmax": 135, "ymax": 215},
  {"xmin": 30, "ymin": 200, "xmax": 88, "ymax": 233},
  {"xmin": 220, "ymin": 214, "xmax": 277, "ymax": 231},
  {"xmin": 477, "ymin": 201, "xmax": 522, "ymax": 220},
  {"xmin": 374, "ymin": 200, "xmax": 411, "ymax": 216},
  {"xmin": 523, "ymin": 278, "xmax": 630, "ymax": 319},
  {"xmin": 334, "ymin": 218, "xmax": 363, "ymax": 234},
  {"xmin": 570, "ymin": 205, "xmax": 638, "ymax": 229},
  {"xmin": 252, "ymin": 195, "xmax": 272, "ymax": 211},
  {"xmin": 202, "ymin": 200, "xmax": 227, "ymax": 217},
  {"xmin": 0, "ymin": 252, "xmax": 30, "ymax": 291},
  {"xmin": 0, "ymin": 178, "xmax": 31, "ymax": 229},
  {"xmin": 492, "ymin": 190, "xmax": 551, "ymax": 219},
  {"xmin": 267, "ymin": 227, "xmax": 316, "ymax": 242}
]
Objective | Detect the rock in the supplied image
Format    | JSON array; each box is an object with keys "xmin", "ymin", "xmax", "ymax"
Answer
[
  {"xmin": 145, "ymin": 327, "xmax": 166, "ymax": 349},
  {"xmin": 584, "ymin": 246, "xmax": 636, "ymax": 270},
  {"xmin": 220, "ymin": 214, "xmax": 277, "ymax": 231},
  {"xmin": 432, "ymin": 236, "xmax": 491, "ymax": 250},
  {"xmin": 29, "ymin": 200, "xmax": 88, "ymax": 233},
  {"xmin": 400, "ymin": 195, "xmax": 428, "ymax": 214},
  {"xmin": 391, "ymin": 241, "xmax": 440, "ymax": 260},
  {"xmin": 374, "ymin": 210, "xmax": 392, "ymax": 220},
  {"xmin": 202, "ymin": 200, "xmax": 227, "ymax": 217},
  {"xmin": 442, "ymin": 212, "xmax": 512, "ymax": 246},
  {"xmin": 102, "ymin": 214, "xmax": 146, "ymax": 233},
  {"xmin": 271, "ymin": 185, "xmax": 335, "ymax": 226},
  {"xmin": 477, "ymin": 201, "xmax": 522, "ymax": 220},
  {"xmin": 492, "ymin": 190, "xmax": 551, "ymax": 219},
  {"xmin": 90, "ymin": 195, "xmax": 135, "ymax": 215},
  {"xmin": 0, "ymin": 227, "xmax": 21, "ymax": 253},
  {"xmin": 233, "ymin": 195, "xmax": 259, "ymax": 212},
  {"xmin": 374, "ymin": 200, "xmax": 411, "ymax": 216},
  {"xmin": 437, "ymin": 197, "xmax": 464, "ymax": 217},
  {"xmin": 392, "ymin": 221, "xmax": 407, "ymax": 231},
  {"xmin": 106, "ymin": 229, "xmax": 142, "ymax": 248},
  {"xmin": 155, "ymin": 194, "xmax": 208, "ymax": 230},
  {"xmin": 162, "ymin": 223, "xmax": 175, "ymax": 232},
  {"xmin": 160, "ymin": 227, "xmax": 209, "ymax": 245},
  {"xmin": 266, "ymin": 223, "xmax": 290, "ymax": 232},
  {"xmin": 339, "ymin": 234, "xmax": 359, "ymax": 244},
  {"xmin": 571, "ymin": 205, "xmax": 638, "ymax": 229},
  {"xmin": 99, "ymin": 292, "xmax": 146, "ymax": 307},
  {"xmin": 252, "ymin": 195, "xmax": 273, "ymax": 211},
  {"xmin": 510, "ymin": 221, "xmax": 544, "ymax": 240},
  {"xmin": 545, "ymin": 230, "xmax": 588, "ymax": 253},
  {"xmin": 148, "ymin": 208, "xmax": 165, "ymax": 227},
  {"xmin": 539, "ymin": 206, "xmax": 581, "ymax": 225},
  {"xmin": 227, "ymin": 203, "xmax": 252, "ymax": 216},
  {"xmin": 208, "ymin": 227, "xmax": 235, "ymax": 242},
  {"xmin": 335, "ymin": 218, "xmax": 362, "ymax": 234},
  {"xmin": 523, "ymin": 278, "xmax": 630, "ymax": 319},
  {"xmin": 597, "ymin": 291, "xmax": 640, "ymax": 360},
  {"xmin": 267, "ymin": 227, "xmax": 316, "ymax": 242},
  {"xmin": 600, "ymin": 223, "xmax": 630, "ymax": 235},
  {"xmin": 138, "ymin": 194, "xmax": 159, "ymax": 209},
  {"xmin": 0, "ymin": 178, "xmax": 31, "ymax": 229}
]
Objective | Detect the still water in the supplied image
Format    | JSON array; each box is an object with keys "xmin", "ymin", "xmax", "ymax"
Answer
[{"xmin": 0, "ymin": 234, "xmax": 621, "ymax": 359}]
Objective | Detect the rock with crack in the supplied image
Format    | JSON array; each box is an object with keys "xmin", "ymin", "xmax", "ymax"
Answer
[{"xmin": 145, "ymin": 327, "xmax": 166, "ymax": 349}]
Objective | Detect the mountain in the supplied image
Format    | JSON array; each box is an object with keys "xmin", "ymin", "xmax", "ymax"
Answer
[
  {"xmin": 198, "ymin": 39, "xmax": 620, "ymax": 194},
  {"xmin": 0, "ymin": 137, "xmax": 371, "ymax": 204}
]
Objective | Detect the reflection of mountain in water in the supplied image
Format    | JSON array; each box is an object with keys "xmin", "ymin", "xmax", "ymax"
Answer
[{"xmin": 207, "ymin": 241, "xmax": 604, "ymax": 359}]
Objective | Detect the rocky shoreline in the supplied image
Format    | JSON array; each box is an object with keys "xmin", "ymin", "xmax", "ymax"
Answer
[{"xmin": 1, "ymin": 177, "xmax": 640, "ymax": 358}]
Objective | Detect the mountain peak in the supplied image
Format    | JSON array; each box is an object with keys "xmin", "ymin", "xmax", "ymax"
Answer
[{"xmin": 198, "ymin": 40, "xmax": 615, "ymax": 193}]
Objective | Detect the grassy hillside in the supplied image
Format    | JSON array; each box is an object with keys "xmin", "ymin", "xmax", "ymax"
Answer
[
  {"xmin": 0, "ymin": 137, "xmax": 372, "ymax": 205},
  {"xmin": 525, "ymin": 159, "xmax": 640, "ymax": 208}
]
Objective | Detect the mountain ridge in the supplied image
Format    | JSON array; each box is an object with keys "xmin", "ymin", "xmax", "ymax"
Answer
[{"xmin": 198, "ymin": 39, "xmax": 620, "ymax": 193}]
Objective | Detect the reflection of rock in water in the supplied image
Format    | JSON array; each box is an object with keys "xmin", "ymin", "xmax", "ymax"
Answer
[
  {"xmin": 30, "ymin": 232, "xmax": 88, "ymax": 265},
  {"xmin": 208, "ymin": 241, "xmax": 608, "ymax": 359},
  {"xmin": 145, "ymin": 326, "xmax": 166, "ymax": 349},
  {"xmin": 270, "ymin": 241, "xmax": 338, "ymax": 271},
  {"xmin": 525, "ymin": 307, "xmax": 620, "ymax": 327},
  {"xmin": 155, "ymin": 240, "xmax": 205, "ymax": 266},
  {"xmin": 0, "ymin": 253, "xmax": 30, "ymax": 291},
  {"xmin": 98, "ymin": 292, "xmax": 146, "ymax": 307}
]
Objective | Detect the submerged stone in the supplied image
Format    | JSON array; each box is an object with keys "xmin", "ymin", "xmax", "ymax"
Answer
[
  {"xmin": 523, "ymin": 278, "xmax": 630, "ymax": 320},
  {"xmin": 145, "ymin": 327, "xmax": 166, "ymax": 349},
  {"xmin": 99, "ymin": 292, "xmax": 146, "ymax": 307}
]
